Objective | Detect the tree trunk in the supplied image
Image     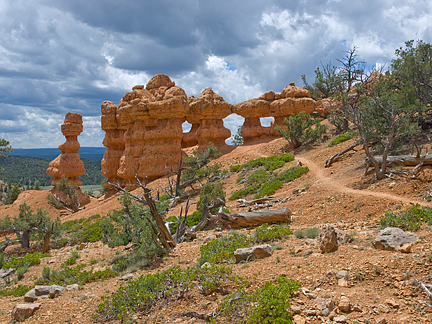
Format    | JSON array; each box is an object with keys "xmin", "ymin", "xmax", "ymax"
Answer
[
  {"xmin": 213, "ymin": 208, "xmax": 291, "ymax": 229},
  {"xmin": 21, "ymin": 230, "xmax": 30, "ymax": 249},
  {"xmin": 43, "ymin": 225, "xmax": 54, "ymax": 253}
]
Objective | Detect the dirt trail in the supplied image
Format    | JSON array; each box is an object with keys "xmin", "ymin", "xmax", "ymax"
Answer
[{"xmin": 298, "ymin": 156, "xmax": 432, "ymax": 207}]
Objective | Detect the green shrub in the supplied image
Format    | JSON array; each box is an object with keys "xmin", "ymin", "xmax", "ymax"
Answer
[
  {"xmin": 215, "ymin": 277, "xmax": 301, "ymax": 323},
  {"xmin": 230, "ymin": 153, "xmax": 295, "ymax": 173},
  {"xmin": 16, "ymin": 264, "xmax": 29, "ymax": 281},
  {"xmin": 278, "ymin": 166, "xmax": 309, "ymax": 183},
  {"xmin": 254, "ymin": 179, "xmax": 283, "ymax": 199},
  {"xmin": 198, "ymin": 232, "xmax": 251, "ymax": 266},
  {"xmin": 71, "ymin": 251, "xmax": 80, "ymax": 258},
  {"xmin": 0, "ymin": 252, "xmax": 5, "ymax": 269},
  {"xmin": 42, "ymin": 266, "xmax": 50, "ymax": 280},
  {"xmin": 253, "ymin": 224, "xmax": 293, "ymax": 243},
  {"xmin": 294, "ymin": 230, "xmax": 305, "ymax": 239},
  {"xmin": 97, "ymin": 264, "xmax": 233, "ymax": 321},
  {"xmin": 0, "ymin": 284, "xmax": 34, "ymax": 297},
  {"xmin": 379, "ymin": 204, "xmax": 432, "ymax": 231},
  {"xmin": 229, "ymin": 166, "xmax": 309, "ymax": 201},
  {"xmin": 37, "ymin": 264, "xmax": 117, "ymax": 286},
  {"xmin": 328, "ymin": 132, "xmax": 355, "ymax": 147},
  {"xmin": 63, "ymin": 256, "xmax": 77, "ymax": 267},
  {"xmin": 90, "ymin": 257, "xmax": 98, "ymax": 266},
  {"xmin": 305, "ymin": 227, "xmax": 319, "ymax": 239},
  {"xmin": 3, "ymin": 252, "xmax": 50, "ymax": 269}
]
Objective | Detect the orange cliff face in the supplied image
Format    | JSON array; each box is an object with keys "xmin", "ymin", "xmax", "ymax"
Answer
[
  {"xmin": 100, "ymin": 75, "xmax": 320, "ymax": 191},
  {"xmin": 46, "ymin": 112, "xmax": 86, "ymax": 187}
]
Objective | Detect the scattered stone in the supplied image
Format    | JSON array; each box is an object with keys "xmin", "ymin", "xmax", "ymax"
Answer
[
  {"xmin": 295, "ymin": 247, "xmax": 304, "ymax": 254},
  {"xmin": 378, "ymin": 304, "xmax": 390, "ymax": 313},
  {"xmin": 120, "ymin": 273, "xmax": 134, "ymax": 281},
  {"xmin": 304, "ymin": 309, "xmax": 317, "ymax": 316},
  {"xmin": 398, "ymin": 242, "xmax": 414, "ymax": 253},
  {"xmin": 319, "ymin": 225, "xmax": 338, "ymax": 253},
  {"xmin": 373, "ymin": 227, "xmax": 418, "ymax": 251},
  {"xmin": 291, "ymin": 306, "xmax": 302, "ymax": 314},
  {"xmin": 338, "ymin": 296, "xmax": 350, "ymax": 312},
  {"xmin": 305, "ymin": 238, "xmax": 317, "ymax": 245},
  {"xmin": 234, "ymin": 244, "xmax": 272, "ymax": 263},
  {"xmin": 376, "ymin": 318, "xmax": 387, "ymax": 324},
  {"xmin": 11, "ymin": 303, "xmax": 41, "ymax": 321},
  {"xmin": 81, "ymin": 292, "xmax": 98, "ymax": 299},
  {"xmin": 203, "ymin": 235, "xmax": 215, "ymax": 243},
  {"xmin": 336, "ymin": 271, "xmax": 348, "ymax": 279},
  {"xmin": 334, "ymin": 315, "xmax": 347, "ymax": 323},
  {"xmin": 313, "ymin": 298, "xmax": 334, "ymax": 317},
  {"xmin": 49, "ymin": 285, "xmax": 64, "ymax": 298},
  {"xmin": 35, "ymin": 285, "xmax": 64, "ymax": 297},
  {"xmin": 293, "ymin": 315, "xmax": 306, "ymax": 324},
  {"xmin": 338, "ymin": 278, "xmax": 349, "ymax": 287},
  {"xmin": 65, "ymin": 284, "xmax": 80, "ymax": 291},
  {"xmin": 352, "ymin": 304, "xmax": 362, "ymax": 312},
  {"xmin": 385, "ymin": 298, "xmax": 400, "ymax": 309},
  {"xmin": 48, "ymin": 259, "xmax": 56, "ymax": 264},
  {"xmin": 0, "ymin": 268, "xmax": 15, "ymax": 279},
  {"xmin": 303, "ymin": 250, "xmax": 313, "ymax": 256},
  {"xmin": 201, "ymin": 262, "xmax": 212, "ymax": 269},
  {"xmin": 24, "ymin": 289, "xmax": 41, "ymax": 303},
  {"xmin": 335, "ymin": 228, "xmax": 353, "ymax": 245}
]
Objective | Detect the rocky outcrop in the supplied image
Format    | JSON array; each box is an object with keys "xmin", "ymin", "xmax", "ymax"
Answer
[
  {"xmin": 234, "ymin": 244, "xmax": 273, "ymax": 262},
  {"xmin": 233, "ymin": 82, "xmax": 316, "ymax": 142},
  {"xmin": 101, "ymin": 75, "xmax": 189, "ymax": 189},
  {"xmin": 46, "ymin": 113, "xmax": 85, "ymax": 186},
  {"xmin": 101, "ymin": 75, "xmax": 320, "ymax": 189},
  {"xmin": 184, "ymin": 88, "xmax": 232, "ymax": 150},
  {"xmin": 11, "ymin": 303, "xmax": 41, "ymax": 321},
  {"xmin": 373, "ymin": 227, "xmax": 418, "ymax": 251}
]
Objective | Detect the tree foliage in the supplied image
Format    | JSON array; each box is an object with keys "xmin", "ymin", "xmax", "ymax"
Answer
[
  {"xmin": 0, "ymin": 203, "xmax": 60, "ymax": 250},
  {"xmin": 47, "ymin": 176, "xmax": 82, "ymax": 213},
  {"xmin": 275, "ymin": 111, "xmax": 327, "ymax": 148}
]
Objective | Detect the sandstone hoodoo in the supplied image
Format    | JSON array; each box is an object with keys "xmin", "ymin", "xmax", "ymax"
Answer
[
  {"xmin": 184, "ymin": 88, "xmax": 233, "ymax": 150},
  {"xmin": 233, "ymin": 82, "xmax": 316, "ymax": 142},
  {"xmin": 46, "ymin": 112, "xmax": 86, "ymax": 187},
  {"xmin": 101, "ymin": 74, "xmax": 320, "ymax": 190},
  {"xmin": 101, "ymin": 74, "xmax": 189, "ymax": 190}
]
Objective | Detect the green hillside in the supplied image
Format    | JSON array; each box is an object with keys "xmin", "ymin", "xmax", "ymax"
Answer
[{"xmin": 0, "ymin": 155, "xmax": 105, "ymax": 187}]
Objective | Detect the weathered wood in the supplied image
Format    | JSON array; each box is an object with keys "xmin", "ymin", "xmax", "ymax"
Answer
[
  {"xmin": 371, "ymin": 154, "xmax": 432, "ymax": 166},
  {"xmin": 325, "ymin": 143, "xmax": 360, "ymax": 168},
  {"xmin": 213, "ymin": 208, "xmax": 291, "ymax": 229}
]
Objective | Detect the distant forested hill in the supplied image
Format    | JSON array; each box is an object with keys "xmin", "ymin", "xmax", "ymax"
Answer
[
  {"xmin": 7, "ymin": 147, "xmax": 106, "ymax": 161},
  {"xmin": 0, "ymin": 156, "xmax": 105, "ymax": 186}
]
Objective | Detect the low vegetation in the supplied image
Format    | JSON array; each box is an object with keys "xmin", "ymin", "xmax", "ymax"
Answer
[
  {"xmin": 379, "ymin": 204, "xmax": 432, "ymax": 231},
  {"xmin": 328, "ymin": 131, "xmax": 355, "ymax": 147},
  {"xmin": 96, "ymin": 264, "xmax": 234, "ymax": 321},
  {"xmin": 229, "ymin": 165, "xmax": 309, "ymax": 200},
  {"xmin": 214, "ymin": 276, "xmax": 301, "ymax": 323}
]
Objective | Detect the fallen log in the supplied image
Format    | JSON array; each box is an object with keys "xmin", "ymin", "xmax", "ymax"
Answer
[
  {"xmin": 213, "ymin": 208, "xmax": 291, "ymax": 229},
  {"xmin": 325, "ymin": 142, "xmax": 360, "ymax": 168},
  {"xmin": 369, "ymin": 154, "xmax": 432, "ymax": 167}
]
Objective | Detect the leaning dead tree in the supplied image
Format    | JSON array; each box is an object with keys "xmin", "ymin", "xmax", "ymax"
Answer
[{"xmin": 325, "ymin": 142, "xmax": 361, "ymax": 168}]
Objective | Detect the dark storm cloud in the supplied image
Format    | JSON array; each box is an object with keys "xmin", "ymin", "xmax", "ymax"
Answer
[{"xmin": 0, "ymin": 0, "xmax": 431, "ymax": 147}]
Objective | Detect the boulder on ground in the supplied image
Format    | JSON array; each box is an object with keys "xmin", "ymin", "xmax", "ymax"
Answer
[
  {"xmin": 11, "ymin": 303, "xmax": 41, "ymax": 321},
  {"xmin": 319, "ymin": 225, "xmax": 338, "ymax": 253},
  {"xmin": 234, "ymin": 244, "xmax": 273, "ymax": 262},
  {"xmin": 373, "ymin": 227, "xmax": 418, "ymax": 251}
]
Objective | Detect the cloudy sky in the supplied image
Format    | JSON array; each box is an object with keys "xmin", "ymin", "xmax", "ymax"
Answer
[{"xmin": 1, "ymin": 0, "xmax": 431, "ymax": 149}]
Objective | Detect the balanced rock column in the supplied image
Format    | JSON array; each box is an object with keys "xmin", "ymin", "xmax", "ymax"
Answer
[
  {"xmin": 185, "ymin": 88, "xmax": 232, "ymax": 150},
  {"xmin": 46, "ymin": 113, "xmax": 86, "ymax": 186}
]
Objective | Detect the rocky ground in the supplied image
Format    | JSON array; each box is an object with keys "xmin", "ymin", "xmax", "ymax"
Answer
[{"xmin": 1, "ymin": 130, "xmax": 432, "ymax": 324}]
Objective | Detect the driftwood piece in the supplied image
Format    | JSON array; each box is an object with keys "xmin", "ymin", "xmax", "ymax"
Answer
[
  {"xmin": 213, "ymin": 208, "xmax": 291, "ymax": 229},
  {"xmin": 325, "ymin": 142, "xmax": 360, "ymax": 168}
]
